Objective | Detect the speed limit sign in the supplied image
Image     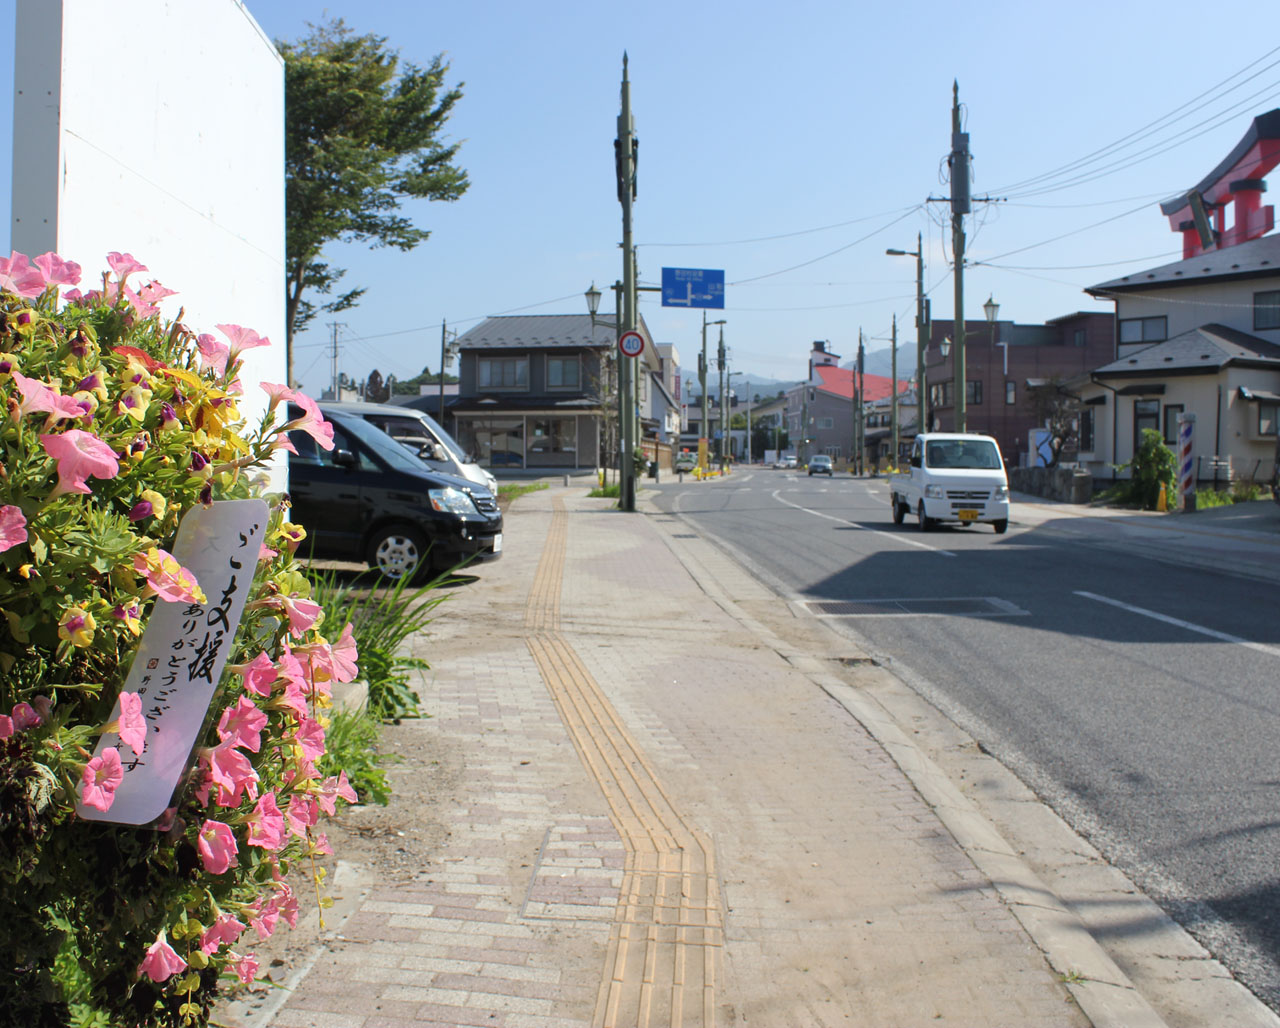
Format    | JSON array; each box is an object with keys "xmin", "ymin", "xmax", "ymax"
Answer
[{"xmin": 618, "ymin": 331, "xmax": 645, "ymax": 358}]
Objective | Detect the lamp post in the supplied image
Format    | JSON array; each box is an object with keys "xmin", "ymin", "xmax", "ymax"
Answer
[
  {"xmin": 586, "ymin": 281, "xmax": 626, "ymax": 487},
  {"xmin": 887, "ymin": 232, "xmax": 928, "ymax": 441},
  {"xmin": 700, "ymin": 313, "xmax": 726, "ymax": 472},
  {"xmin": 730, "ymin": 371, "xmax": 752, "ymax": 464}
]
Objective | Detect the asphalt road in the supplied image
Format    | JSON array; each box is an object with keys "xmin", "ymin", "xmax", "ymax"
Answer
[{"xmin": 651, "ymin": 468, "xmax": 1280, "ymax": 1011}]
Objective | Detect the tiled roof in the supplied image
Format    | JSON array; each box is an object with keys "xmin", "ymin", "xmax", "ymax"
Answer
[
  {"xmin": 1092, "ymin": 323, "xmax": 1280, "ymax": 376},
  {"xmin": 814, "ymin": 364, "xmax": 911, "ymax": 402},
  {"xmin": 455, "ymin": 314, "xmax": 649, "ymax": 350},
  {"xmin": 1087, "ymin": 232, "xmax": 1280, "ymax": 295}
]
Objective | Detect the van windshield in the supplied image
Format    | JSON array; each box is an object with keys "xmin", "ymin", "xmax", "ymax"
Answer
[{"xmin": 925, "ymin": 439, "xmax": 1002, "ymax": 469}]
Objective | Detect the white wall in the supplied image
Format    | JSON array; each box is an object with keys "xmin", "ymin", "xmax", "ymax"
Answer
[
  {"xmin": 11, "ymin": 0, "xmax": 286, "ymax": 437},
  {"xmin": 1116, "ymin": 279, "xmax": 1280, "ymax": 357}
]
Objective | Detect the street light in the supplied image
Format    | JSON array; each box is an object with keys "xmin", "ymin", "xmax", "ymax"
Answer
[
  {"xmin": 887, "ymin": 234, "xmax": 928, "ymax": 444},
  {"xmin": 585, "ymin": 280, "xmax": 625, "ymax": 489},
  {"xmin": 730, "ymin": 371, "xmax": 752, "ymax": 464},
  {"xmin": 700, "ymin": 314, "xmax": 726, "ymax": 472}
]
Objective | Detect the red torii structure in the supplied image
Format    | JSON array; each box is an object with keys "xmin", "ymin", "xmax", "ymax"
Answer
[{"xmin": 1161, "ymin": 108, "xmax": 1280, "ymax": 258}]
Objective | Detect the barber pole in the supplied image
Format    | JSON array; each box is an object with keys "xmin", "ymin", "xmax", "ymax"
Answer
[{"xmin": 1177, "ymin": 412, "xmax": 1196, "ymax": 511}]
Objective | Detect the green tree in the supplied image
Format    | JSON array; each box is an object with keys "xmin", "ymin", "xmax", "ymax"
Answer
[
  {"xmin": 391, "ymin": 365, "xmax": 459, "ymax": 395},
  {"xmin": 1120, "ymin": 428, "xmax": 1177, "ymax": 510},
  {"xmin": 279, "ymin": 19, "xmax": 469, "ymax": 383}
]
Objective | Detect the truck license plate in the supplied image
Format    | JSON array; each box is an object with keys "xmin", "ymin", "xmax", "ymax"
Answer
[{"xmin": 958, "ymin": 509, "xmax": 979, "ymax": 521}]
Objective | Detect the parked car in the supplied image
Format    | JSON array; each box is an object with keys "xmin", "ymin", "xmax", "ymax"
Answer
[
  {"xmin": 674, "ymin": 452, "xmax": 698, "ymax": 473},
  {"xmin": 776, "ymin": 455, "xmax": 797, "ymax": 469},
  {"xmin": 808, "ymin": 454, "xmax": 833, "ymax": 476},
  {"xmin": 288, "ymin": 406, "xmax": 502, "ymax": 579},
  {"xmin": 319, "ymin": 401, "xmax": 498, "ymax": 494},
  {"xmin": 888, "ymin": 432, "xmax": 1010, "ymax": 533}
]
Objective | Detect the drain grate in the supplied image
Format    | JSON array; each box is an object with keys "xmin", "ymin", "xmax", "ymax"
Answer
[{"xmin": 807, "ymin": 597, "xmax": 1025, "ymax": 617}]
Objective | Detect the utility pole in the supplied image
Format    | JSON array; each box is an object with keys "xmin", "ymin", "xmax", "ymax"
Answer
[
  {"xmin": 856, "ymin": 331, "xmax": 866, "ymax": 474},
  {"xmin": 328, "ymin": 321, "xmax": 343, "ymax": 400},
  {"xmin": 950, "ymin": 81, "xmax": 971, "ymax": 433},
  {"xmin": 438, "ymin": 319, "xmax": 457, "ymax": 426},
  {"xmin": 890, "ymin": 313, "xmax": 899, "ymax": 466},
  {"xmin": 616, "ymin": 54, "xmax": 638, "ymax": 510},
  {"xmin": 699, "ymin": 312, "xmax": 708, "ymax": 471},
  {"xmin": 717, "ymin": 322, "xmax": 727, "ymax": 467}
]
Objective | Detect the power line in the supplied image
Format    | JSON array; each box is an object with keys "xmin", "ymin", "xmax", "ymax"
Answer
[{"xmin": 640, "ymin": 203, "xmax": 924, "ymax": 248}]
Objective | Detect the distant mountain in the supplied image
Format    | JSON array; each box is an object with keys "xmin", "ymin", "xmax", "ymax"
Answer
[
  {"xmin": 678, "ymin": 369, "xmax": 800, "ymax": 404},
  {"xmin": 851, "ymin": 345, "xmax": 915, "ymax": 381}
]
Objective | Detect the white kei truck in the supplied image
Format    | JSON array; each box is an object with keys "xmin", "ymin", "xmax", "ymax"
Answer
[{"xmin": 889, "ymin": 432, "xmax": 1011, "ymax": 534}]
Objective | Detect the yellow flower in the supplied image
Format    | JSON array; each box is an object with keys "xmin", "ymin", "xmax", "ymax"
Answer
[
  {"xmin": 58, "ymin": 606, "xmax": 96, "ymax": 648},
  {"xmin": 18, "ymin": 563, "xmax": 36, "ymax": 579},
  {"xmin": 139, "ymin": 489, "xmax": 167, "ymax": 520}
]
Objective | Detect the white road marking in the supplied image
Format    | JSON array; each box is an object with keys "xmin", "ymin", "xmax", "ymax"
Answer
[
  {"xmin": 770, "ymin": 489, "xmax": 956, "ymax": 556},
  {"xmin": 1074, "ymin": 590, "xmax": 1280, "ymax": 659}
]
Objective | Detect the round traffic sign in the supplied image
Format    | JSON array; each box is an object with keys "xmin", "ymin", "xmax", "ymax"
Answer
[{"xmin": 618, "ymin": 331, "xmax": 645, "ymax": 358}]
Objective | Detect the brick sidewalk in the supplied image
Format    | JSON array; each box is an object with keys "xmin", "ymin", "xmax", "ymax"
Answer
[{"xmin": 258, "ymin": 486, "xmax": 1093, "ymax": 1027}]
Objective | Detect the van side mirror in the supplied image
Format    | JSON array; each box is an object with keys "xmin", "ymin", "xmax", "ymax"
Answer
[{"xmin": 333, "ymin": 448, "xmax": 358, "ymax": 468}]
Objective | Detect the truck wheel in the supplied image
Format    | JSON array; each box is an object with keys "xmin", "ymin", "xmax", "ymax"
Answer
[
  {"xmin": 917, "ymin": 502, "xmax": 934, "ymax": 532},
  {"xmin": 993, "ymin": 519, "xmax": 1008, "ymax": 534},
  {"xmin": 891, "ymin": 495, "xmax": 904, "ymax": 524}
]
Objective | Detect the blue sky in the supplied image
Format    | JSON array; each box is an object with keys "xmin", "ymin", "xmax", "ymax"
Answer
[{"xmin": 5, "ymin": 1, "xmax": 1280, "ymax": 393}]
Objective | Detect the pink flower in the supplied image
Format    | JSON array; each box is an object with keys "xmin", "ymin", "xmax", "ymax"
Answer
[
  {"xmin": 279, "ymin": 593, "xmax": 322, "ymax": 638},
  {"xmin": 285, "ymin": 794, "xmax": 319, "ymax": 838},
  {"xmin": 40, "ymin": 429, "xmax": 120, "ymax": 496},
  {"xmin": 331, "ymin": 623, "xmax": 359, "ymax": 682},
  {"xmin": 0, "ymin": 716, "xmax": 12, "ymax": 740},
  {"xmin": 138, "ymin": 932, "xmax": 186, "ymax": 983},
  {"xmin": 12, "ymin": 702, "xmax": 41, "ymax": 730},
  {"xmin": 246, "ymin": 792, "xmax": 286, "ymax": 851},
  {"xmin": 116, "ymin": 692, "xmax": 146, "ymax": 752},
  {"xmin": 293, "ymin": 716, "xmax": 326, "ymax": 763},
  {"xmin": 80, "ymin": 747, "xmax": 124, "ymax": 811},
  {"xmin": 232, "ymin": 652, "xmax": 277, "ymax": 698},
  {"xmin": 205, "ymin": 740, "xmax": 259, "ymax": 807},
  {"xmin": 0, "ymin": 250, "xmax": 46, "ymax": 298},
  {"xmin": 227, "ymin": 952, "xmax": 259, "ymax": 984},
  {"xmin": 317, "ymin": 771, "xmax": 359, "ymax": 815},
  {"xmin": 106, "ymin": 251, "xmax": 147, "ymax": 283},
  {"xmin": 216, "ymin": 323, "xmax": 271, "ymax": 358},
  {"xmin": 139, "ymin": 280, "xmax": 176, "ymax": 306},
  {"xmin": 274, "ymin": 882, "xmax": 299, "ymax": 928},
  {"xmin": 247, "ymin": 900, "xmax": 279, "ymax": 942},
  {"xmin": 133, "ymin": 547, "xmax": 206, "ymax": 605},
  {"xmin": 295, "ymin": 623, "xmax": 358, "ymax": 685},
  {"xmin": 195, "ymin": 333, "xmax": 231, "ymax": 376},
  {"xmin": 217, "ymin": 696, "xmax": 267, "ymax": 753},
  {"xmin": 12, "ymin": 372, "xmax": 84, "ymax": 421},
  {"xmin": 33, "ymin": 252, "xmax": 81, "ymax": 289},
  {"xmin": 280, "ymin": 391, "xmax": 334, "ymax": 451},
  {"xmin": 0, "ymin": 505, "xmax": 27, "ymax": 553},
  {"xmin": 259, "ymin": 381, "xmax": 293, "ymax": 411},
  {"xmin": 196, "ymin": 819, "xmax": 239, "ymax": 874},
  {"xmin": 200, "ymin": 913, "xmax": 246, "ymax": 955}
]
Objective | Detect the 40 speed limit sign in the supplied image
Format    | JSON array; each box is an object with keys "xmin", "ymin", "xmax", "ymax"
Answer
[{"xmin": 618, "ymin": 331, "xmax": 645, "ymax": 358}]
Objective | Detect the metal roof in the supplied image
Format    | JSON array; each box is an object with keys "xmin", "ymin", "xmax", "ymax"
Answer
[
  {"xmin": 454, "ymin": 314, "xmax": 649, "ymax": 350},
  {"xmin": 1087, "ymin": 232, "xmax": 1280, "ymax": 295},
  {"xmin": 1091, "ymin": 323, "xmax": 1280, "ymax": 376}
]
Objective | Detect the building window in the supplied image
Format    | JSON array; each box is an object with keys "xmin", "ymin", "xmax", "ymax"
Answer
[
  {"xmin": 547, "ymin": 355, "xmax": 580, "ymax": 389},
  {"xmin": 1255, "ymin": 290, "xmax": 1280, "ymax": 331},
  {"xmin": 1073, "ymin": 329, "xmax": 1086, "ymax": 347},
  {"xmin": 478, "ymin": 357, "xmax": 529, "ymax": 390},
  {"xmin": 930, "ymin": 381, "xmax": 954, "ymax": 409},
  {"xmin": 1118, "ymin": 316, "xmax": 1167, "ymax": 345},
  {"xmin": 966, "ymin": 380, "xmax": 983, "ymax": 405},
  {"xmin": 1261, "ymin": 401, "xmax": 1278, "ymax": 436},
  {"xmin": 1133, "ymin": 398, "xmax": 1160, "ymax": 452},
  {"xmin": 1078, "ymin": 408, "xmax": 1095, "ymax": 453},
  {"xmin": 528, "ymin": 417, "xmax": 578, "ymax": 465},
  {"xmin": 1005, "ymin": 381, "xmax": 1016, "ymax": 405},
  {"xmin": 1163, "ymin": 404, "xmax": 1184, "ymax": 444},
  {"xmin": 817, "ymin": 416, "xmax": 833, "ymax": 429}
]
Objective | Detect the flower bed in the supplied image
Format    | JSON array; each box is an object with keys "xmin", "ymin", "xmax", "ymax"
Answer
[{"xmin": 0, "ymin": 250, "xmax": 359, "ymax": 1027}]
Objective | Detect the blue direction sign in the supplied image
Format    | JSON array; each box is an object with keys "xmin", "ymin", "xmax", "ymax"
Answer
[{"xmin": 661, "ymin": 267, "xmax": 725, "ymax": 309}]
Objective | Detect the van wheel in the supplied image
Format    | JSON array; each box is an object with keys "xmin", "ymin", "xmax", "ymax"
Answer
[
  {"xmin": 891, "ymin": 495, "xmax": 905, "ymax": 524},
  {"xmin": 368, "ymin": 524, "xmax": 427, "ymax": 581},
  {"xmin": 993, "ymin": 519, "xmax": 1008, "ymax": 534},
  {"xmin": 917, "ymin": 502, "xmax": 934, "ymax": 532}
]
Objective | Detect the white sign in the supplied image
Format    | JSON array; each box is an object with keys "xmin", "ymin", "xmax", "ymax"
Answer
[
  {"xmin": 618, "ymin": 331, "xmax": 645, "ymax": 358},
  {"xmin": 78, "ymin": 499, "xmax": 269, "ymax": 826}
]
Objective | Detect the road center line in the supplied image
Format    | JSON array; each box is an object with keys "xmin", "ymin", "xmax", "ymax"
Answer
[
  {"xmin": 770, "ymin": 489, "xmax": 956, "ymax": 556},
  {"xmin": 1074, "ymin": 590, "xmax": 1280, "ymax": 659}
]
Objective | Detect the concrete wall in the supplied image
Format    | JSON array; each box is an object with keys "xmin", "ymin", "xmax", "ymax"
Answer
[{"xmin": 11, "ymin": 0, "xmax": 286, "ymax": 436}]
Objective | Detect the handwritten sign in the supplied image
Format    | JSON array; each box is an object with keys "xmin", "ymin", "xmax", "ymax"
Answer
[{"xmin": 78, "ymin": 499, "xmax": 269, "ymax": 826}]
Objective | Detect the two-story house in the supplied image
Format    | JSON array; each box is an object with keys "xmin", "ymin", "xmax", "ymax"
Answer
[
  {"xmin": 1077, "ymin": 109, "xmax": 1280, "ymax": 486},
  {"xmin": 448, "ymin": 313, "xmax": 662, "ymax": 472}
]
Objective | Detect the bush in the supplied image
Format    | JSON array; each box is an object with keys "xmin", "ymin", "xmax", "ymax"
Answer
[
  {"xmin": 0, "ymin": 251, "xmax": 360, "ymax": 1025},
  {"xmin": 1195, "ymin": 489, "xmax": 1234, "ymax": 510},
  {"xmin": 1112, "ymin": 429, "xmax": 1177, "ymax": 510}
]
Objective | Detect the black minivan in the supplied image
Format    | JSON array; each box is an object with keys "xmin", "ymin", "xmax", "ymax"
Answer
[{"xmin": 286, "ymin": 406, "xmax": 502, "ymax": 579}]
